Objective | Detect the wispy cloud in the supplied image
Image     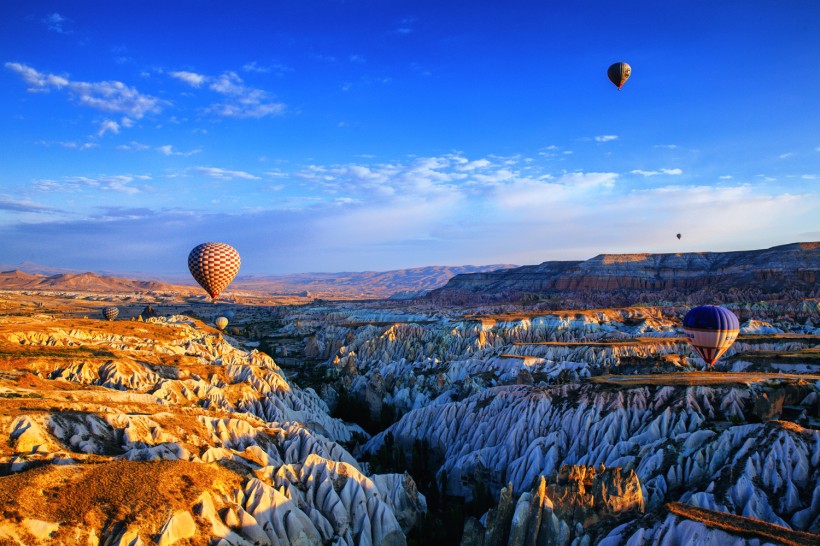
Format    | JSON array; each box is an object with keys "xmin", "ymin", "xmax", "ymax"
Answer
[
  {"xmin": 5, "ymin": 62, "xmax": 163, "ymax": 122},
  {"xmin": 158, "ymin": 145, "xmax": 200, "ymax": 157},
  {"xmin": 594, "ymin": 135, "xmax": 618, "ymax": 142},
  {"xmin": 654, "ymin": 144, "xmax": 678, "ymax": 149},
  {"xmin": 97, "ymin": 119, "xmax": 120, "ymax": 136},
  {"xmin": 779, "ymin": 152, "xmax": 794, "ymax": 159},
  {"xmin": 116, "ymin": 141, "xmax": 199, "ymax": 156},
  {"xmin": 169, "ymin": 70, "xmax": 206, "ymax": 87},
  {"xmin": 242, "ymin": 61, "xmax": 292, "ymax": 76},
  {"xmin": 1, "ymin": 152, "xmax": 817, "ymax": 273},
  {"xmin": 170, "ymin": 69, "xmax": 286, "ymax": 118},
  {"xmin": 34, "ymin": 175, "xmax": 148, "ymax": 195},
  {"xmin": 42, "ymin": 13, "xmax": 71, "ymax": 34},
  {"xmin": 194, "ymin": 167, "xmax": 260, "ymax": 180},
  {"xmin": 0, "ymin": 196, "xmax": 61, "ymax": 213},
  {"xmin": 37, "ymin": 140, "xmax": 97, "ymax": 151},
  {"xmin": 631, "ymin": 168, "xmax": 683, "ymax": 176}
]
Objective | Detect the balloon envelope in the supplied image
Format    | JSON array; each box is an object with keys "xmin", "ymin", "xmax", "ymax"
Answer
[
  {"xmin": 607, "ymin": 62, "xmax": 631, "ymax": 89},
  {"xmin": 188, "ymin": 242, "xmax": 241, "ymax": 301},
  {"xmin": 683, "ymin": 305, "xmax": 739, "ymax": 366},
  {"xmin": 102, "ymin": 306, "xmax": 119, "ymax": 321},
  {"xmin": 215, "ymin": 316, "xmax": 229, "ymax": 331},
  {"xmin": 676, "ymin": 233, "xmax": 682, "ymax": 240}
]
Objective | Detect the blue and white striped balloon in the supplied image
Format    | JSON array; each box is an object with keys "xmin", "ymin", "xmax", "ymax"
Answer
[{"xmin": 683, "ymin": 305, "xmax": 739, "ymax": 367}]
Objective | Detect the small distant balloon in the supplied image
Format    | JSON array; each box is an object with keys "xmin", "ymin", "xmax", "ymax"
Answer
[
  {"xmin": 187, "ymin": 242, "xmax": 241, "ymax": 302},
  {"xmin": 102, "ymin": 306, "xmax": 119, "ymax": 321},
  {"xmin": 224, "ymin": 310, "xmax": 236, "ymax": 320},
  {"xmin": 607, "ymin": 62, "xmax": 631, "ymax": 90},
  {"xmin": 676, "ymin": 233, "xmax": 682, "ymax": 240},
  {"xmin": 683, "ymin": 305, "xmax": 739, "ymax": 367},
  {"xmin": 215, "ymin": 316, "xmax": 229, "ymax": 331}
]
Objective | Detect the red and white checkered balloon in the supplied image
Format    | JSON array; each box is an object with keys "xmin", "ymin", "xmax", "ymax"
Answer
[{"xmin": 188, "ymin": 242, "xmax": 241, "ymax": 301}]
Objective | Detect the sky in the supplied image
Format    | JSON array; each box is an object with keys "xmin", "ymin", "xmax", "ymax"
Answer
[{"xmin": 1, "ymin": 1, "xmax": 818, "ymax": 275}]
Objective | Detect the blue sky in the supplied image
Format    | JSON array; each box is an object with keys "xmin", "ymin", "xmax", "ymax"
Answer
[{"xmin": 1, "ymin": 1, "xmax": 818, "ymax": 275}]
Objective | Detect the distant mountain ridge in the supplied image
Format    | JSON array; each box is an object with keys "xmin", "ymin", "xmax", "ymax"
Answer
[
  {"xmin": 0, "ymin": 264, "xmax": 517, "ymax": 298},
  {"xmin": 430, "ymin": 242, "xmax": 820, "ymax": 304},
  {"xmin": 231, "ymin": 265, "xmax": 518, "ymax": 298},
  {"xmin": 0, "ymin": 270, "xmax": 180, "ymax": 293}
]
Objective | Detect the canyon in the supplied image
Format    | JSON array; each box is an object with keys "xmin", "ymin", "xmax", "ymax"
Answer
[{"xmin": 0, "ymin": 243, "xmax": 818, "ymax": 545}]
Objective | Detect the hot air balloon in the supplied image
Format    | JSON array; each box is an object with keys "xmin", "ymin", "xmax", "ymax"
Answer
[
  {"xmin": 102, "ymin": 306, "xmax": 119, "ymax": 321},
  {"xmin": 683, "ymin": 305, "xmax": 739, "ymax": 367},
  {"xmin": 188, "ymin": 242, "xmax": 241, "ymax": 302},
  {"xmin": 676, "ymin": 233, "xmax": 682, "ymax": 240},
  {"xmin": 607, "ymin": 62, "xmax": 631, "ymax": 90},
  {"xmin": 215, "ymin": 316, "xmax": 229, "ymax": 331},
  {"xmin": 224, "ymin": 310, "xmax": 236, "ymax": 320}
]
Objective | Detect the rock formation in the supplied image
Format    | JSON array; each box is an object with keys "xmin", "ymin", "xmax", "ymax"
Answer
[
  {"xmin": 0, "ymin": 313, "xmax": 425, "ymax": 544},
  {"xmin": 462, "ymin": 465, "xmax": 644, "ymax": 546},
  {"xmin": 431, "ymin": 242, "xmax": 820, "ymax": 304}
]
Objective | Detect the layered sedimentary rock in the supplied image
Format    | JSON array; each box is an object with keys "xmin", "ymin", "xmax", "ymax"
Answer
[{"xmin": 431, "ymin": 242, "xmax": 820, "ymax": 302}]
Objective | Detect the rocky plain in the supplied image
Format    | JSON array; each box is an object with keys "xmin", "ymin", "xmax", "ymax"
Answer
[{"xmin": 0, "ymin": 242, "xmax": 819, "ymax": 545}]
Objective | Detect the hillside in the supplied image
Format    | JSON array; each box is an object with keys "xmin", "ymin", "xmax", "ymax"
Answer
[
  {"xmin": 431, "ymin": 242, "xmax": 820, "ymax": 304},
  {"xmin": 216, "ymin": 264, "xmax": 517, "ymax": 298},
  {"xmin": 0, "ymin": 270, "xmax": 180, "ymax": 293},
  {"xmin": 1, "ymin": 264, "xmax": 516, "ymax": 300}
]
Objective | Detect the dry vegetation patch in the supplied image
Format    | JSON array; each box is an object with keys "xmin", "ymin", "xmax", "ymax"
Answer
[{"xmin": 0, "ymin": 460, "xmax": 244, "ymax": 542}]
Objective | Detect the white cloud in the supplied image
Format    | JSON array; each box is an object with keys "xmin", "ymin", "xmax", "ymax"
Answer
[
  {"xmin": 457, "ymin": 159, "xmax": 492, "ymax": 171},
  {"xmin": 654, "ymin": 144, "xmax": 678, "ymax": 149},
  {"xmin": 779, "ymin": 152, "xmax": 794, "ymax": 159},
  {"xmin": 594, "ymin": 135, "xmax": 618, "ymax": 142},
  {"xmin": 0, "ymin": 195, "xmax": 61, "ymax": 213},
  {"xmin": 719, "ymin": 175, "xmax": 733, "ymax": 180},
  {"xmin": 97, "ymin": 119, "xmax": 120, "ymax": 136},
  {"xmin": 170, "ymin": 70, "xmax": 206, "ymax": 87},
  {"xmin": 6, "ymin": 63, "xmax": 162, "ymax": 120},
  {"xmin": 2, "ymin": 151, "xmax": 816, "ymax": 274},
  {"xmin": 195, "ymin": 167, "xmax": 260, "ymax": 180},
  {"xmin": 116, "ymin": 141, "xmax": 152, "ymax": 152},
  {"xmin": 34, "ymin": 175, "xmax": 146, "ymax": 195},
  {"xmin": 5, "ymin": 62, "xmax": 69, "ymax": 89},
  {"xmin": 205, "ymin": 71, "xmax": 286, "ymax": 118},
  {"xmin": 37, "ymin": 140, "xmax": 97, "ymax": 151},
  {"xmin": 631, "ymin": 168, "xmax": 683, "ymax": 176},
  {"xmin": 158, "ymin": 145, "xmax": 200, "ymax": 157},
  {"xmin": 43, "ymin": 13, "xmax": 70, "ymax": 34}
]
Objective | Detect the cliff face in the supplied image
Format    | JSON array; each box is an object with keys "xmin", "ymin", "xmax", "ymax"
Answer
[{"xmin": 432, "ymin": 242, "xmax": 820, "ymax": 301}]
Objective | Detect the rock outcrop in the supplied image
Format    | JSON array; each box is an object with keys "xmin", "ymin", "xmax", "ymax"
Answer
[
  {"xmin": 463, "ymin": 466, "xmax": 644, "ymax": 546},
  {"xmin": 431, "ymin": 242, "xmax": 820, "ymax": 304}
]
